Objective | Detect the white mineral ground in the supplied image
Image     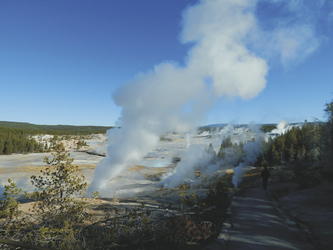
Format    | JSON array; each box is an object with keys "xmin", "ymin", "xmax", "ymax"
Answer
[
  {"xmin": 0, "ymin": 132, "xmax": 229, "ymax": 225},
  {"xmin": 0, "ymin": 133, "xmax": 221, "ymax": 194}
]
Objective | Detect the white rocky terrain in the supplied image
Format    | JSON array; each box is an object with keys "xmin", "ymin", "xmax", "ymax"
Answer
[{"xmin": 0, "ymin": 125, "xmax": 262, "ymax": 195}]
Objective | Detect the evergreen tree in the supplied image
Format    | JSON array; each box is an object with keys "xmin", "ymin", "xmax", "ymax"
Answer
[
  {"xmin": 0, "ymin": 179, "xmax": 22, "ymax": 219},
  {"xmin": 4, "ymin": 141, "xmax": 13, "ymax": 155},
  {"xmin": 28, "ymin": 143, "xmax": 92, "ymax": 226},
  {"xmin": 322, "ymin": 100, "xmax": 333, "ymax": 170},
  {"xmin": 271, "ymin": 144, "xmax": 280, "ymax": 165},
  {"xmin": 0, "ymin": 126, "xmax": 42, "ymax": 155},
  {"xmin": 298, "ymin": 145, "xmax": 307, "ymax": 161},
  {"xmin": 217, "ymin": 137, "xmax": 233, "ymax": 158},
  {"xmin": 0, "ymin": 138, "xmax": 4, "ymax": 154},
  {"xmin": 274, "ymin": 136, "xmax": 285, "ymax": 162}
]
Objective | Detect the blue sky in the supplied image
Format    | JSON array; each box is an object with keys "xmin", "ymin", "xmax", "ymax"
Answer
[{"xmin": 1, "ymin": 0, "xmax": 332, "ymax": 126}]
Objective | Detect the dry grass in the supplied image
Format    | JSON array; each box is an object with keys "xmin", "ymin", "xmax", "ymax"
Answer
[
  {"xmin": 0, "ymin": 164, "xmax": 96, "ymax": 174},
  {"xmin": 128, "ymin": 165, "xmax": 145, "ymax": 171},
  {"xmin": 238, "ymin": 167, "xmax": 262, "ymax": 188},
  {"xmin": 0, "ymin": 166, "xmax": 46, "ymax": 174},
  {"xmin": 77, "ymin": 164, "xmax": 96, "ymax": 170}
]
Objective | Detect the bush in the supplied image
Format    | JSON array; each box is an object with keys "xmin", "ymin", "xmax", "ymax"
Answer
[
  {"xmin": 82, "ymin": 203, "xmax": 165, "ymax": 249},
  {"xmin": 166, "ymin": 182, "xmax": 230, "ymax": 245}
]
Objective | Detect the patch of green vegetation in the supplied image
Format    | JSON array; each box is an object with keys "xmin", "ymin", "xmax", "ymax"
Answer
[
  {"xmin": 0, "ymin": 126, "xmax": 43, "ymax": 155},
  {"xmin": 0, "ymin": 144, "xmax": 99, "ymax": 249},
  {"xmin": 167, "ymin": 182, "xmax": 230, "ymax": 246},
  {"xmin": 0, "ymin": 179, "xmax": 22, "ymax": 220},
  {"xmin": 0, "ymin": 121, "xmax": 113, "ymax": 155},
  {"xmin": 261, "ymin": 124, "xmax": 276, "ymax": 133},
  {"xmin": 256, "ymin": 99, "xmax": 333, "ymax": 185}
]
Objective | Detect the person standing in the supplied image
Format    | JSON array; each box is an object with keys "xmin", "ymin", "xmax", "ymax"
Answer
[{"xmin": 261, "ymin": 166, "xmax": 270, "ymax": 190}]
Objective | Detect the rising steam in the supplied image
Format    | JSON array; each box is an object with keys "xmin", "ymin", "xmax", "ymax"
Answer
[{"xmin": 88, "ymin": 0, "xmax": 325, "ymax": 196}]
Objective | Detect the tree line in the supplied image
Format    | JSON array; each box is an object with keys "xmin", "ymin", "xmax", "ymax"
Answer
[
  {"xmin": 259, "ymin": 99, "xmax": 333, "ymax": 175},
  {"xmin": 212, "ymin": 99, "xmax": 333, "ymax": 181},
  {"xmin": 0, "ymin": 122, "xmax": 114, "ymax": 155},
  {"xmin": 0, "ymin": 127, "xmax": 43, "ymax": 155},
  {"xmin": 0, "ymin": 121, "xmax": 114, "ymax": 135}
]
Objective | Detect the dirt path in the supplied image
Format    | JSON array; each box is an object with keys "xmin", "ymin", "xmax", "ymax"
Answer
[{"xmin": 206, "ymin": 187, "xmax": 313, "ymax": 250}]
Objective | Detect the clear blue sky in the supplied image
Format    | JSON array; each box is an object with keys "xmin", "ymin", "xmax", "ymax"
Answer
[{"xmin": 1, "ymin": 0, "xmax": 332, "ymax": 126}]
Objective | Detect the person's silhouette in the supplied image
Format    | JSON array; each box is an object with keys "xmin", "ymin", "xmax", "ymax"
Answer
[{"xmin": 261, "ymin": 166, "xmax": 270, "ymax": 190}]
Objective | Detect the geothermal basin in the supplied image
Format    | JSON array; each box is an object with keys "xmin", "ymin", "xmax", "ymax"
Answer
[{"xmin": 0, "ymin": 125, "xmax": 271, "ymax": 197}]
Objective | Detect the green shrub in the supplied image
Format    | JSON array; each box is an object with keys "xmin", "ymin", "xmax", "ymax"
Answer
[
  {"xmin": 167, "ymin": 182, "xmax": 230, "ymax": 245},
  {"xmin": 0, "ymin": 179, "xmax": 22, "ymax": 220}
]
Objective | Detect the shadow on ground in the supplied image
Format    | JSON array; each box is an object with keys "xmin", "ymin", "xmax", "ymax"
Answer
[{"xmin": 213, "ymin": 187, "xmax": 311, "ymax": 250}]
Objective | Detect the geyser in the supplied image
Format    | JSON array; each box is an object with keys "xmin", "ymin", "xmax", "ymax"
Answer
[
  {"xmin": 88, "ymin": 0, "xmax": 267, "ymax": 197},
  {"xmin": 88, "ymin": 0, "xmax": 322, "ymax": 197}
]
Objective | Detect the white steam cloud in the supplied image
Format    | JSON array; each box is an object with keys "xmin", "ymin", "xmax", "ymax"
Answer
[
  {"xmin": 255, "ymin": 0, "xmax": 331, "ymax": 67},
  {"xmin": 88, "ymin": 0, "xmax": 327, "ymax": 196}
]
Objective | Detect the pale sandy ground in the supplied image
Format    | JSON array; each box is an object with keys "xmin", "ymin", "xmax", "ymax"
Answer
[
  {"xmin": 0, "ymin": 132, "xmax": 224, "ymax": 194},
  {"xmin": 0, "ymin": 152, "xmax": 102, "ymax": 193},
  {"xmin": 1, "ymin": 162, "xmax": 183, "ymax": 237}
]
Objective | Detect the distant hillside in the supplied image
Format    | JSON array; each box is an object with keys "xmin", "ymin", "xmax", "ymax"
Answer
[{"xmin": 0, "ymin": 121, "xmax": 114, "ymax": 135}]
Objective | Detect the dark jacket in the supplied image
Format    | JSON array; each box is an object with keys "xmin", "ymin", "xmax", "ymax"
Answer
[{"xmin": 261, "ymin": 168, "xmax": 270, "ymax": 180}]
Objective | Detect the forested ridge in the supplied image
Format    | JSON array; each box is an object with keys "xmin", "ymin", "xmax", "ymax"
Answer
[{"xmin": 0, "ymin": 121, "xmax": 114, "ymax": 135}]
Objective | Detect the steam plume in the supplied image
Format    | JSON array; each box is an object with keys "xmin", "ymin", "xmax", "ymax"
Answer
[{"xmin": 88, "ymin": 0, "xmax": 325, "ymax": 196}]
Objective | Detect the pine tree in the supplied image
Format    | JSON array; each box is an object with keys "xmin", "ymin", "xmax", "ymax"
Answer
[
  {"xmin": 271, "ymin": 144, "xmax": 280, "ymax": 165},
  {"xmin": 0, "ymin": 138, "xmax": 4, "ymax": 154},
  {"xmin": 0, "ymin": 179, "xmax": 22, "ymax": 219},
  {"xmin": 4, "ymin": 141, "xmax": 13, "ymax": 155},
  {"xmin": 28, "ymin": 143, "xmax": 93, "ymax": 227},
  {"xmin": 274, "ymin": 136, "xmax": 285, "ymax": 162},
  {"xmin": 323, "ymin": 100, "xmax": 333, "ymax": 170},
  {"xmin": 217, "ymin": 137, "xmax": 233, "ymax": 158}
]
